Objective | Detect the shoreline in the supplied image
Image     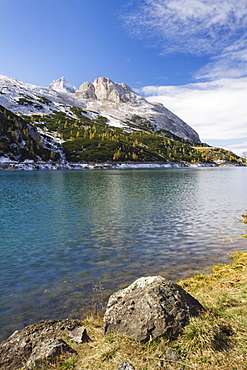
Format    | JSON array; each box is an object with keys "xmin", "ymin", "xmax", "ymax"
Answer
[{"xmin": 0, "ymin": 159, "xmax": 245, "ymax": 171}]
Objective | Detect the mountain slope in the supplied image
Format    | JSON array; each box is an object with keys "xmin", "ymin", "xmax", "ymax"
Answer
[{"xmin": 0, "ymin": 105, "xmax": 63, "ymax": 164}]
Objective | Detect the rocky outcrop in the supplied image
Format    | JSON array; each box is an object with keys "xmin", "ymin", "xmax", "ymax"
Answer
[
  {"xmin": 0, "ymin": 319, "xmax": 83, "ymax": 370},
  {"xmin": 103, "ymin": 276, "xmax": 204, "ymax": 342}
]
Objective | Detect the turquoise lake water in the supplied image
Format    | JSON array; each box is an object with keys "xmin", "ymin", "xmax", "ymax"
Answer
[{"xmin": 0, "ymin": 167, "xmax": 247, "ymax": 340}]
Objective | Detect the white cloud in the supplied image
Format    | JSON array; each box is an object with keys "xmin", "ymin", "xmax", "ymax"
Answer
[{"xmin": 137, "ymin": 77, "xmax": 247, "ymax": 154}]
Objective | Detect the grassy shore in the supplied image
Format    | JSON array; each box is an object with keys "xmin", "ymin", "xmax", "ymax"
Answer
[{"xmin": 40, "ymin": 251, "xmax": 247, "ymax": 370}]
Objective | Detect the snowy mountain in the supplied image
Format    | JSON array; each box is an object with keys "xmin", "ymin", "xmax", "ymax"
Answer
[
  {"xmin": 0, "ymin": 74, "xmax": 200, "ymax": 143},
  {"xmin": 1, "ymin": 74, "xmax": 246, "ymax": 169},
  {"xmin": 48, "ymin": 77, "xmax": 77, "ymax": 93}
]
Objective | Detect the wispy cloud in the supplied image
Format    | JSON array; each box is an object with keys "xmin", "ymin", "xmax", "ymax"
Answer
[
  {"xmin": 123, "ymin": 0, "xmax": 247, "ymax": 55},
  {"xmin": 197, "ymin": 38, "xmax": 247, "ymax": 80},
  {"xmin": 123, "ymin": 0, "xmax": 247, "ymax": 80},
  {"xmin": 136, "ymin": 77, "xmax": 247, "ymax": 154}
]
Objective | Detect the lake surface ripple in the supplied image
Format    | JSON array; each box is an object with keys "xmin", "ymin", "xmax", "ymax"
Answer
[{"xmin": 0, "ymin": 167, "xmax": 247, "ymax": 340}]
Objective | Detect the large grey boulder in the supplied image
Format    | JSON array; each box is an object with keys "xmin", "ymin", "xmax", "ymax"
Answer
[
  {"xmin": 0, "ymin": 319, "xmax": 82, "ymax": 369},
  {"xmin": 103, "ymin": 276, "xmax": 204, "ymax": 342}
]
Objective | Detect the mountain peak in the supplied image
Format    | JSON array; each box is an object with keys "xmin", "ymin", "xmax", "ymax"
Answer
[
  {"xmin": 78, "ymin": 76, "xmax": 140, "ymax": 104},
  {"xmin": 48, "ymin": 77, "xmax": 77, "ymax": 93}
]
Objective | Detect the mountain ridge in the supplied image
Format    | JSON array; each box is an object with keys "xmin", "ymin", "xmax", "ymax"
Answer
[
  {"xmin": 1, "ymin": 74, "xmax": 246, "ymax": 169},
  {"xmin": 0, "ymin": 74, "xmax": 200, "ymax": 143}
]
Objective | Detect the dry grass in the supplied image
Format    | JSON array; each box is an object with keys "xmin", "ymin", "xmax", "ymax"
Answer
[
  {"xmin": 176, "ymin": 251, "xmax": 247, "ymax": 369},
  {"xmin": 43, "ymin": 252, "xmax": 247, "ymax": 370}
]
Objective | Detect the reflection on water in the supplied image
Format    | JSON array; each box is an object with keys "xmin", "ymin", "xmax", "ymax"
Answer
[{"xmin": 0, "ymin": 167, "xmax": 247, "ymax": 340}]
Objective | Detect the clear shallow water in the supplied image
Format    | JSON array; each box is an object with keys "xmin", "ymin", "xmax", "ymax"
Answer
[{"xmin": 0, "ymin": 167, "xmax": 247, "ymax": 340}]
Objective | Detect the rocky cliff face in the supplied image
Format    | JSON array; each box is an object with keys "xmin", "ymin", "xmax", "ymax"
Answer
[
  {"xmin": 78, "ymin": 77, "xmax": 149, "ymax": 105},
  {"xmin": 78, "ymin": 77, "xmax": 141, "ymax": 104}
]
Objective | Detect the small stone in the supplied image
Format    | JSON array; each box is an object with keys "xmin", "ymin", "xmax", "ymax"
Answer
[
  {"xmin": 157, "ymin": 359, "xmax": 165, "ymax": 367},
  {"xmin": 118, "ymin": 361, "xmax": 135, "ymax": 370},
  {"xmin": 69, "ymin": 326, "xmax": 91, "ymax": 343},
  {"xmin": 166, "ymin": 348, "xmax": 180, "ymax": 362},
  {"xmin": 242, "ymin": 212, "xmax": 247, "ymax": 218}
]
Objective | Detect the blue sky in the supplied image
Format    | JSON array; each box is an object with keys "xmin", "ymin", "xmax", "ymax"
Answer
[{"xmin": 1, "ymin": 0, "xmax": 247, "ymax": 154}]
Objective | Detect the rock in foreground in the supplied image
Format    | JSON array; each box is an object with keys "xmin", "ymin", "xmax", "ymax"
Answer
[{"xmin": 103, "ymin": 276, "xmax": 204, "ymax": 342}]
